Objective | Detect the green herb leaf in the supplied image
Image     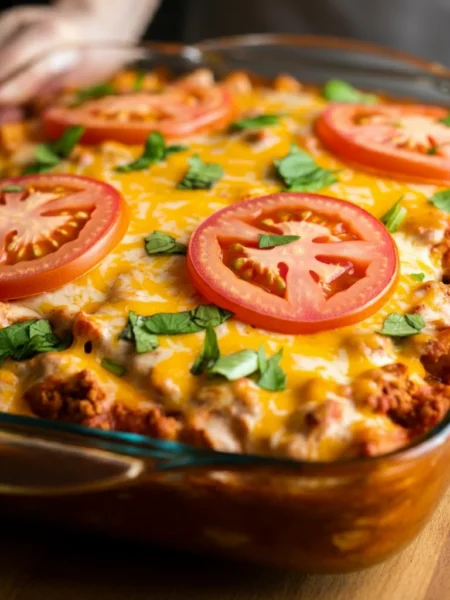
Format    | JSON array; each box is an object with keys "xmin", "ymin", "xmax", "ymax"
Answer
[
  {"xmin": 177, "ymin": 154, "xmax": 224, "ymax": 190},
  {"xmin": 405, "ymin": 314, "xmax": 425, "ymax": 330},
  {"xmin": 191, "ymin": 326, "xmax": 220, "ymax": 375},
  {"xmin": 0, "ymin": 320, "xmax": 71, "ymax": 365},
  {"xmin": 379, "ymin": 313, "xmax": 425, "ymax": 337},
  {"xmin": 143, "ymin": 305, "xmax": 232, "ymax": 335},
  {"xmin": 119, "ymin": 311, "xmax": 159, "ymax": 354},
  {"xmin": 50, "ymin": 125, "xmax": 86, "ymax": 158},
  {"xmin": 144, "ymin": 231, "xmax": 187, "ymax": 255},
  {"xmin": 164, "ymin": 144, "xmax": 189, "ymax": 157},
  {"xmin": 274, "ymin": 144, "xmax": 337, "ymax": 192},
  {"xmin": 286, "ymin": 169, "xmax": 338, "ymax": 192},
  {"xmin": 257, "ymin": 345, "xmax": 268, "ymax": 374},
  {"xmin": 258, "ymin": 234, "xmax": 300, "ymax": 249},
  {"xmin": 34, "ymin": 145, "xmax": 60, "ymax": 165},
  {"xmin": 380, "ymin": 198, "xmax": 407, "ymax": 233},
  {"xmin": 116, "ymin": 131, "xmax": 164, "ymax": 172},
  {"xmin": 116, "ymin": 132, "xmax": 187, "ymax": 172},
  {"xmin": 427, "ymin": 145, "xmax": 439, "ymax": 155},
  {"xmin": 101, "ymin": 358, "xmax": 126, "ymax": 377},
  {"xmin": 73, "ymin": 82, "xmax": 116, "ymax": 104},
  {"xmin": 323, "ymin": 79, "xmax": 378, "ymax": 104},
  {"xmin": 230, "ymin": 114, "xmax": 280, "ymax": 130},
  {"xmin": 189, "ymin": 305, "xmax": 233, "ymax": 329},
  {"xmin": 133, "ymin": 70, "xmax": 146, "ymax": 92},
  {"xmin": 257, "ymin": 347, "xmax": 286, "ymax": 391},
  {"xmin": 439, "ymin": 114, "xmax": 450, "ymax": 127},
  {"xmin": 410, "ymin": 272, "xmax": 425, "ymax": 282},
  {"xmin": 2, "ymin": 185, "xmax": 24, "ymax": 192},
  {"xmin": 23, "ymin": 162, "xmax": 55, "ymax": 175},
  {"xmin": 208, "ymin": 349, "xmax": 259, "ymax": 381},
  {"xmin": 120, "ymin": 305, "xmax": 232, "ymax": 351},
  {"xmin": 429, "ymin": 189, "xmax": 450, "ymax": 213},
  {"xmin": 24, "ymin": 125, "xmax": 85, "ymax": 174}
]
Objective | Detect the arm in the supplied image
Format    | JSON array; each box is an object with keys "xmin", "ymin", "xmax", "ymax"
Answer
[{"xmin": 56, "ymin": 0, "xmax": 162, "ymax": 42}]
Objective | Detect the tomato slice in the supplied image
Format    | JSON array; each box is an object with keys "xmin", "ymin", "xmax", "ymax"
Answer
[
  {"xmin": 316, "ymin": 103, "xmax": 450, "ymax": 185},
  {"xmin": 0, "ymin": 174, "xmax": 129, "ymax": 300},
  {"xmin": 187, "ymin": 193, "xmax": 399, "ymax": 334},
  {"xmin": 42, "ymin": 84, "xmax": 234, "ymax": 145}
]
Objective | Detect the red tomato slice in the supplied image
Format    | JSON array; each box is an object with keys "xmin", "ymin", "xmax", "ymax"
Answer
[
  {"xmin": 316, "ymin": 103, "xmax": 450, "ymax": 185},
  {"xmin": 43, "ymin": 85, "xmax": 234, "ymax": 145},
  {"xmin": 187, "ymin": 193, "xmax": 399, "ymax": 334},
  {"xmin": 0, "ymin": 174, "xmax": 129, "ymax": 300}
]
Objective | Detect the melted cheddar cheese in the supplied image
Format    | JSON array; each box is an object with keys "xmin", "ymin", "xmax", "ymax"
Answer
[{"xmin": 1, "ymin": 73, "xmax": 449, "ymax": 461}]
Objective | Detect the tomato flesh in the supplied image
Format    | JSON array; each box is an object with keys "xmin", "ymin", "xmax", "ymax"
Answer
[
  {"xmin": 43, "ymin": 85, "xmax": 234, "ymax": 145},
  {"xmin": 316, "ymin": 103, "xmax": 450, "ymax": 185},
  {"xmin": 0, "ymin": 174, "xmax": 129, "ymax": 300},
  {"xmin": 187, "ymin": 193, "xmax": 399, "ymax": 334}
]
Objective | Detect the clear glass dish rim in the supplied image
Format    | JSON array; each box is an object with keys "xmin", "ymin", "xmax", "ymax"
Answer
[{"xmin": 1, "ymin": 33, "xmax": 449, "ymax": 472}]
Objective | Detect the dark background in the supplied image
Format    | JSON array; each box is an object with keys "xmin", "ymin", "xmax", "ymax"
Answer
[{"xmin": 1, "ymin": 0, "xmax": 450, "ymax": 64}]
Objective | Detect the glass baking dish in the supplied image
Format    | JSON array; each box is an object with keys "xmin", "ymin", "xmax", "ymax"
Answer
[{"xmin": 1, "ymin": 35, "xmax": 450, "ymax": 573}]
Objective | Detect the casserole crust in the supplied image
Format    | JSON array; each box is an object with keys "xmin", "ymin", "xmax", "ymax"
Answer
[{"xmin": 1, "ymin": 67, "xmax": 449, "ymax": 461}]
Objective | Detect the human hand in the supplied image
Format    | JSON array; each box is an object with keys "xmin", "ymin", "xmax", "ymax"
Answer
[{"xmin": 0, "ymin": 0, "xmax": 161, "ymax": 110}]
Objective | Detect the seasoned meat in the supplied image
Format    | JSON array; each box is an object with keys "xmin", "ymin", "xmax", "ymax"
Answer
[
  {"xmin": 111, "ymin": 404, "xmax": 180, "ymax": 440},
  {"xmin": 353, "ymin": 363, "xmax": 450, "ymax": 435},
  {"xmin": 420, "ymin": 327, "xmax": 450, "ymax": 380},
  {"xmin": 24, "ymin": 368, "xmax": 181, "ymax": 438},
  {"xmin": 24, "ymin": 369, "xmax": 112, "ymax": 423}
]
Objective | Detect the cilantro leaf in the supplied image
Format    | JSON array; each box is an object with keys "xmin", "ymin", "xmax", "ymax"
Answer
[
  {"xmin": 427, "ymin": 145, "xmax": 439, "ymax": 155},
  {"xmin": 429, "ymin": 189, "xmax": 450, "ymax": 213},
  {"xmin": 116, "ymin": 132, "xmax": 187, "ymax": 172},
  {"xmin": 2, "ymin": 185, "xmax": 24, "ymax": 193},
  {"xmin": 119, "ymin": 311, "xmax": 159, "ymax": 354},
  {"xmin": 274, "ymin": 144, "xmax": 337, "ymax": 192},
  {"xmin": 144, "ymin": 231, "xmax": 187, "ymax": 256},
  {"xmin": 73, "ymin": 82, "xmax": 116, "ymax": 104},
  {"xmin": 410, "ymin": 273, "xmax": 425, "ymax": 282},
  {"xmin": 208, "ymin": 349, "xmax": 259, "ymax": 381},
  {"xmin": 230, "ymin": 114, "xmax": 280, "ymax": 130},
  {"xmin": 257, "ymin": 347, "xmax": 286, "ymax": 391},
  {"xmin": 381, "ymin": 198, "xmax": 407, "ymax": 233},
  {"xmin": 323, "ymin": 79, "xmax": 378, "ymax": 104},
  {"xmin": 24, "ymin": 125, "xmax": 85, "ymax": 174},
  {"xmin": 0, "ymin": 320, "xmax": 71, "ymax": 365},
  {"xmin": 190, "ymin": 326, "xmax": 220, "ymax": 375},
  {"xmin": 439, "ymin": 114, "xmax": 450, "ymax": 127},
  {"xmin": 258, "ymin": 234, "xmax": 300, "ymax": 249},
  {"xmin": 177, "ymin": 155, "xmax": 224, "ymax": 190},
  {"xmin": 101, "ymin": 358, "xmax": 126, "ymax": 377},
  {"xmin": 379, "ymin": 313, "xmax": 425, "ymax": 337}
]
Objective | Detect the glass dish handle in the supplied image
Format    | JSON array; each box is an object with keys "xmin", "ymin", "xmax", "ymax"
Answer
[
  {"xmin": 0, "ymin": 429, "xmax": 144, "ymax": 496},
  {"xmin": 0, "ymin": 413, "xmax": 293, "ymax": 497}
]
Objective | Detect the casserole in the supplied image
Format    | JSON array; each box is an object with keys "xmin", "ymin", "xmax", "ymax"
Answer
[{"xmin": 1, "ymin": 35, "xmax": 450, "ymax": 572}]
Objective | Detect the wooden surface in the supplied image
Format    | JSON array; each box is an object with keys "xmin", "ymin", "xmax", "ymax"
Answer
[{"xmin": 0, "ymin": 490, "xmax": 448, "ymax": 600}]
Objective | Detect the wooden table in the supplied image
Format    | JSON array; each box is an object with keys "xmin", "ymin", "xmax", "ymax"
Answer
[{"xmin": 1, "ymin": 490, "xmax": 448, "ymax": 600}]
